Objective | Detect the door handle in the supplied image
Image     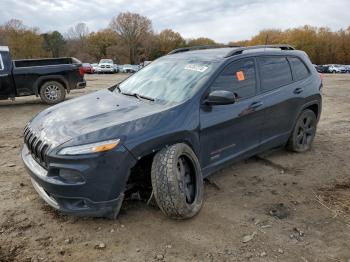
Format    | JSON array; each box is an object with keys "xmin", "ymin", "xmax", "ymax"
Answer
[
  {"xmin": 293, "ymin": 87, "xmax": 303, "ymax": 94},
  {"xmin": 249, "ymin": 101, "xmax": 263, "ymax": 109}
]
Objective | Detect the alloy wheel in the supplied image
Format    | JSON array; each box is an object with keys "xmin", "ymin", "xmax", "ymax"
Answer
[
  {"xmin": 177, "ymin": 156, "xmax": 196, "ymax": 204},
  {"xmin": 296, "ymin": 115, "xmax": 316, "ymax": 150},
  {"xmin": 44, "ymin": 84, "xmax": 60, "ymax": 101}
]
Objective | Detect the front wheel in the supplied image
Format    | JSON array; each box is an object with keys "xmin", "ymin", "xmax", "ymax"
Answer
[
  {"xmin": 39, "ymin": 81, "xmax": 66, "ymax": 104},
  {"xmin": 287, "ymin": 109, "xmax": 317, "ymax": 152},
  {"xmin": 151, "ymin": 143, "xmax": 203, "ymax": 219}
]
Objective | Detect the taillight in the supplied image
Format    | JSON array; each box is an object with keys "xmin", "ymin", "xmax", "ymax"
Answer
[{"xmin": 79, "ymin": 66, "xmax": 85, "ymax": 77}]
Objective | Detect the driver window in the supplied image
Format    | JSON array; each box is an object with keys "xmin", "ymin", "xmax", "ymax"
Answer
[{"xmin": 210, "ymin": 58, "xmax": 256, "ymax": 100}]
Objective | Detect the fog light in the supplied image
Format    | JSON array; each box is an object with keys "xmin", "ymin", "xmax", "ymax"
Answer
[{"xmin": 58, "ymin": 169, "xmax": 85, "ymax": 184}]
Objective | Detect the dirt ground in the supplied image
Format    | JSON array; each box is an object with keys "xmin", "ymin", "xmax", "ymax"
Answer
[{"xmin": 0, "ymin": 73, "xmax": 350, "ymax": 262}]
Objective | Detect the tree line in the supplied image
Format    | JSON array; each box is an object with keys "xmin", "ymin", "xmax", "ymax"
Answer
[{"xmin": 0, "ymin": 13, "xmax": 349, "ymax": 65}]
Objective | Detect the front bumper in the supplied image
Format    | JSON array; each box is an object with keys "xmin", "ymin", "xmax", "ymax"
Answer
[
  {"xmin": 97, "ymin": 68, "xmax": 115, "ymax": 73},
  {"xmin": 21, "ymin": 144, "xmax": 135, "ymax": 218}
]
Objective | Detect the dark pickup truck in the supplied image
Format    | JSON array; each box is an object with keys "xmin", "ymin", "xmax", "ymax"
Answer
[{"xmin": 0, "ymin": 46, "xmax": 86, "ymax": 104}]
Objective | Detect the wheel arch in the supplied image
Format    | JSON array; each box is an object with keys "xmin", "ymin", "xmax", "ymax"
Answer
[
  {"xmin": 127, "ymin": 131, "xmax": 200, "ymax": 163},
  {"xmin": 125, "ymin": 132, "xmax": 200, "ymax": 191},
  {"xmin": 34, "ymin": 76, "xmax": 69, "ymax": 96},
  {"xmin": 300, "ymin": 98, "xmax": 322, "ymax": 122}
]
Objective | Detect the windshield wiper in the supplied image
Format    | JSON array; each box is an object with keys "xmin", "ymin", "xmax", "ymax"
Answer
[
  {"xmin": 110, "ymin": 83, "xmax": 121, "ymax": 93},
  {"xmin": 136, "ymin": 93, "xmax": 155, "ymax": 102},
  {"xmin": 121, "ymin": 92, "xmax": 155, "ymax": 102}
]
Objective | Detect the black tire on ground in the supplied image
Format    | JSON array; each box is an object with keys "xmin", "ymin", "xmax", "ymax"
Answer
[
  {"xmin": 39, "ymin": 81, "xmax": 66, "ymax": 104},
  {"xmin": 286, "ymin": 109, "xmax": 317, "ymax": 152},
  {"xmin": 151, "ymin": 143, "xmax": 203, "ymax": 219}
]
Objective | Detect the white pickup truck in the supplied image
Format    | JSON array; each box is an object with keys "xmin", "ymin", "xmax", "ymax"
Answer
[{"xmin": 96, "ymin": 59, "xmax": 116, "ymax": 74}]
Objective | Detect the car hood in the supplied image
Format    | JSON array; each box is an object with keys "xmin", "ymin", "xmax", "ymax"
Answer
[{"xmin": 28, "ymin": 89, "xmax": 171, "ymax": 148}]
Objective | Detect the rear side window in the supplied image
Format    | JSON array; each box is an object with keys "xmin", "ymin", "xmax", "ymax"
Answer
[
  {"xmin": 0, "ymin": 54, "xmax": 3, "ymax": 71},
  {"xmin": 288, "ymin": 57, "xmax": 309, "ymax": 81},
  {"xmin": 211, "ymin": 58, "xmax": 256, "ymax": 100},
  {"xmin": 258, "ymin": 57, "xmax": 292, "ymax": 92}
]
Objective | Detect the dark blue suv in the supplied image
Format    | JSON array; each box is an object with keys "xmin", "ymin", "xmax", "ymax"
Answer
[{"xmin": 22, "ymin": 45, "xmax": 322, "ymax": 219}]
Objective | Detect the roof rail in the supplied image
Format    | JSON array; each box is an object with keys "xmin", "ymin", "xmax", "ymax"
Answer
[
  {"xmin": 224, "ymin": 44, "xmax": 295, "ymax": 58},
  {"xmin": 168, "ymin": 45, "xmax": 240, "ymax": 55}
]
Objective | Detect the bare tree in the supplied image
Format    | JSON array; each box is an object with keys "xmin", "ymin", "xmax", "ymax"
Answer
[
  {"xmin": 67, "ymin": 23, "xmax": 89, "ymax": 40},
  {"xmin": 4, "ymin": 19, "xmax": 26, "ymax": 31},
  {"xmin": 65, "ymin": 23, "xmax": 90, "ymax": 59},
  {"xmin": 110, "ymin": 12, "xmax": 152, "ymax": 64}
]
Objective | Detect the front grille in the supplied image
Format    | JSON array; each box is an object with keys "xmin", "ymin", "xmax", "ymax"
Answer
[{"xmin": 24, "ymin": 126, "xmax": 50, "ymax": 168}]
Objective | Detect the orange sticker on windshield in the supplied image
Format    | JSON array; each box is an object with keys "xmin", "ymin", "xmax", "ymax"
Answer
[{"xmin": 236, "ymin": 71, "xmax": 245, "ymax": 81}]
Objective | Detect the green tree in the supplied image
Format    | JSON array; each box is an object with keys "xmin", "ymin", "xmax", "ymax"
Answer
[{"xmin": 42, "ymin": 31, "xmax": 65, "ymax": 57}]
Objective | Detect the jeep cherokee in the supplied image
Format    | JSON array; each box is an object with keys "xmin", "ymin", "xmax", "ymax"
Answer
[{"xmin": 22, "ymin": 45, "xmax": 322, "ymax": 219}]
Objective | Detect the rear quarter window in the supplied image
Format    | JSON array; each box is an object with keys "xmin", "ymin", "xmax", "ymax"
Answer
[
  {"xmin": 288, "ymin": 57, "xmax": 310, "ymax": 81},
  {"xmin": 258, "ymin": 57, "xmax": 293, "ymax": 92}
]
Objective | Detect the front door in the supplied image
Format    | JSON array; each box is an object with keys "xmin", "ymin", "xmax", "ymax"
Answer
[{"xmin": 200, "ymin": 58, "xmax": 264, "ymax": 175}]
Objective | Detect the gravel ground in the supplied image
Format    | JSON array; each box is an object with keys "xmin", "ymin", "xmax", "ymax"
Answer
[{"xmin": 0, "ymin": 73, "xmax": 349, "ymax": 262}]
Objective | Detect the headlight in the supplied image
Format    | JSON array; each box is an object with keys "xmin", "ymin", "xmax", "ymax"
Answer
[{"xmin": 58, "ymin": 139, "xmax": 120, "ymax": 156}]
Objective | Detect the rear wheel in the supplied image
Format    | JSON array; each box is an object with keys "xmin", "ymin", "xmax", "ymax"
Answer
[
  {"xmin": 39, "ymin": 81, "xmax": 66, "ymax": 104},
  {"xmin": 151, "ymin": 143, "xmax": 203, "ymax": 219},
  {"xmin": 287, "ymin": 109, "xmax": 317, "ymax": 152}
]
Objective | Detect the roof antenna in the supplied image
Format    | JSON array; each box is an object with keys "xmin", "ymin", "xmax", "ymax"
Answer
[{"xmin": 264, "ymin": 33, "xmax": 269, "ymax": 52}]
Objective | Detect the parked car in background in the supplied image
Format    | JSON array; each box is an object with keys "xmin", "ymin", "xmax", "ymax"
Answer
[
  {"xmin": 344, "ymin": 65, "xmax": 350, "ymax": 73},
  {"xmin": 315, "ymin": 65, "xmax": 330, "ymax": 73},
  {"xmin": 0, "ymin": 46, "xmax": 86, "ymax": 104},
  {"xmin": 327, "ymin": 64, "xmax": 346, "ymax": 73},
  {"xmin": 91, "ymin": 63, "xmax": 99, "ymax": 73},
  {"xmin": 22, "ymin": 44, "xmax": 322, "ymax": 219},
  {"xmin": 120, "ymin": 64, "xmax": 140, "ymax": 73},
  {"xmin": 82, "ymin": 63, "xmax": 94, "ymax": 74},
  {"xmin": 97, "ymin": 59, "xmax": 115, "ymax": 74},
  {"xmin": 113, "ymin": 64, "xmax": 119, "ymax": 73},
  {"xmin": 141, "ymin": 61, "xmax": 152, "ymax": 67}
]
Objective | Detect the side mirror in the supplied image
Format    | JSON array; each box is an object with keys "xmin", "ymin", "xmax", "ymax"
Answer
[{"xmin": 204, "ymin": 90, "xmax": 236, "ymax": 105}]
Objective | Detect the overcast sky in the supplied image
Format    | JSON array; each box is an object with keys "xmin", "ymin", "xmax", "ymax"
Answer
[{"xmin": 1, "ymin": 0, "xmax": 349, "ymax": 43}]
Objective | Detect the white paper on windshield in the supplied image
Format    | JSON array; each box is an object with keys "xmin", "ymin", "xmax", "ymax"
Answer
[{"xmin": 184, "ymin": 64, "xmax": 208, "ymax": 72}]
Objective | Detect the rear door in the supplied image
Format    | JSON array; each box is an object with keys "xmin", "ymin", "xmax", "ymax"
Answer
[
  {"xmin": 257, "ymin": 56, "xmax": 310, "ymax": 149},
  {"xmin": 200, "ymin": 58, "xmax": 264, "ymax": 173},
  {"xmin": 0, "ymin": 51, "xmax": 14, "ymax": 97}
]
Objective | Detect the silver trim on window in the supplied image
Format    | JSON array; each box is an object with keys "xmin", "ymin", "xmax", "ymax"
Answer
[{"xmin": 0, "ymin": 53, "xmax": 4, "ymax": 71}]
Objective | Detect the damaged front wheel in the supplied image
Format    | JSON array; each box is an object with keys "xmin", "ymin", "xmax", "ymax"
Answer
[{"xmin": 151, "ymin": 143, "xmax": 203, "ymax": 219}]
